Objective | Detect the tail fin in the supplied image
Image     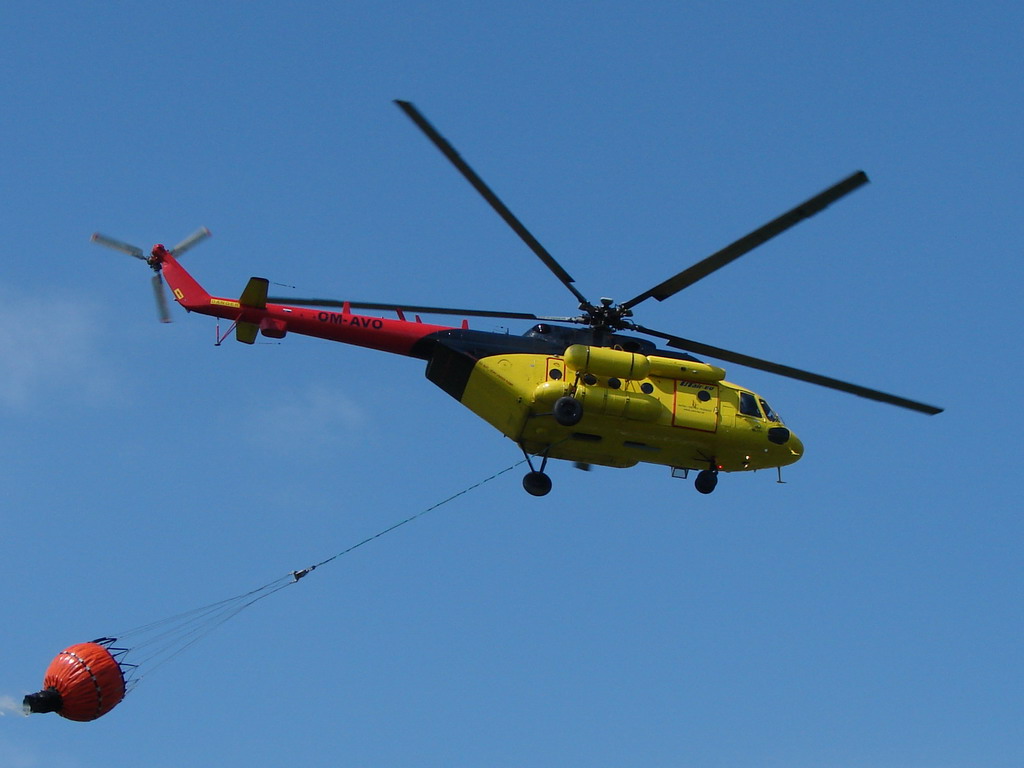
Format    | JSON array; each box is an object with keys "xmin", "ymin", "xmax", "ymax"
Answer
[{"xmin": 159, "ymin": 254, "xmax": 212, "ymax": 310}]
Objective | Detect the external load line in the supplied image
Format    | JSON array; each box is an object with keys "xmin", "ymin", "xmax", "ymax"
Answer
[
  {"xmin": 292, "ymin": 457, "xmax": 527, "ymax": 579},
  {"xmin": 111, "ymin": 457, "xmax": 527, "ymax": 690}
]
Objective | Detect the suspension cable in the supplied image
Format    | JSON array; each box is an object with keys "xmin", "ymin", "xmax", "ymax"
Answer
[{"xmin": 114, "ymin": 457, "xmax": 527, "ymax": 688}]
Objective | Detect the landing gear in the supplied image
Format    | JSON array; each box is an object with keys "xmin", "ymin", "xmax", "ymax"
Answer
[
  {"xmin": 518, "ymin": 396, "xmax": 582, "ymax": 495},
  {"xmin": 523, "ymin": 471, "xmax": 552, "ymax": 496},
  {"xmin": 521, "ymin": 445, "xmax": 554, "ymax": 496},
  {"xmin": 694, "ymin": 469, "xmax": 719, "ymax": 495},
  {"xmin": 552, "ymin": 396, "xmax": 583, "ymax": 426}
]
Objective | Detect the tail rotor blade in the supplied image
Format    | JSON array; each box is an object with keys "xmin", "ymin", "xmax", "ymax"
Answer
[
  {"xmin": 170, "ymin": 227, "xmax": 211, "ymax": 258},
  {"xmin": 91, "ymin": 233, "xmax": 145, "ymax": 260},
  {"xmin": 92, "ymin": 228, "xmax": 203, "ymax": 323},
  {"xmin": 152, "ymin": 274, "xmax": 173, "ymax": 323}
]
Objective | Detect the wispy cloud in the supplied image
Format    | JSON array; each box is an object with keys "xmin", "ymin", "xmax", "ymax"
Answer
[
  {"xmin": 0, "ymin": 285, "xmax": 115, "ymax": 411},
  {"xmin": 247, "ymin": 382, "xmax": 367, "ymax": 449}
]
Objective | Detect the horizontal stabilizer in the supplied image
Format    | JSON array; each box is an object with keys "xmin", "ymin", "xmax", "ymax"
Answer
[
  {"xmin": 239, "ymin": 277, "xmax": 269, "ymax": 309},
  {"xmin": 236, "ymin": 321, "xmax": 259, "ymax": 345}
]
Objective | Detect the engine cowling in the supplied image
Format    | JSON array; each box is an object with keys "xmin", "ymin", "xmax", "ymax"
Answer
[
  {"xmin": 564, "ymin": 345, "xmax": 650, "ymax": 380},
  {"xmin": 646, "ymin": 355, "xmax": 725, "ymax": 382}
]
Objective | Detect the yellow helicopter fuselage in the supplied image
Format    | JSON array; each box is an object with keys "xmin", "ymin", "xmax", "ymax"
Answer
[{"xmin": 446, "ymin": 343, "xmax": 803, "ymax": 474}]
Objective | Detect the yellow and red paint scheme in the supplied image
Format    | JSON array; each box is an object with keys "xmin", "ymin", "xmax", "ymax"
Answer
[{"xmin": 157, "ymin": 246, "xmax": 801, "ymax": 478}]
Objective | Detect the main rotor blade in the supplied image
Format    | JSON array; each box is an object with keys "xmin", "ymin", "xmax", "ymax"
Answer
[
  {"xmin": 633, "ymin": 323, "xmax": 942, "ymax": 415},
  {"xmin": 152, "ymin": 274, "xmax": 173, "ymax": 323},
  {"xmin": 91, "ymin": 233, "xmax": 145, "ymax": 260},
  {"xmin": 621, "ymin": 171, "xmax": 869, "ymax": 310},
  {"xmin": 170, "ymin": 227, "xmax": 211, "ymax": 258},
  {"xmin": 394, "ymin": 100, "xmax": 590, "ymax": 308},
  {"xmin": 266, "ymin": 295, "xmax": 576, "ymax": 323}
]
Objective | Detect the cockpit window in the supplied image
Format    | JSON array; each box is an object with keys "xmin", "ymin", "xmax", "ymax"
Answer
[
  {"xmin": 759, "ymin": 398, "xmax": 781, "ymax": 423},
  {"xmin": 739, "ymin": 391, "xmax": 762, "ymax": 418}
]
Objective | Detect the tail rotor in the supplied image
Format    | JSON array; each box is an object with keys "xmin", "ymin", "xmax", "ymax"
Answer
[
  {"xmin": 89, "ymin": 233, "xmax": 145, "ymax": 261},
  {"xmin": 168, "ymin": 227, "xmax": 211, "ymax": 259},
  {"xmin": 91, "ymin": 227, "xmax": 211, "ymax": 323},
  {"xmin": 150, "ymin": 273, "xmax": 173, "ymax": 323}
]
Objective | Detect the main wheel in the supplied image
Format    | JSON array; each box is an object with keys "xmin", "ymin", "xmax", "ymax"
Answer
[
  {"xmin": 694, "ymin": 469, "xmax": 718, "ymax": 495},
  {"xmin": 553, "ymin": 396, "xmax": 583, "ymax": 426},
  {"xmin": 523, "ymin": 471, "xmax": 553, "ymax": 496}
]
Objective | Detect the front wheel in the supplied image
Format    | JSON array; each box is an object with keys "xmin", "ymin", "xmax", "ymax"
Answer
[
  {"xmin": 523, "ymin": 471, "xmax": 553, "ymax": 497},
  {"xmin": 694, "ymin": 469, "xmax": 718, "ymax": 495}
]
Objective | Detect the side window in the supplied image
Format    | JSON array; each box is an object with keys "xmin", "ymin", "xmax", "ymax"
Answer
[{"xmin": 739, "ymin": 391, "xmax": 762, "ymax": 418}]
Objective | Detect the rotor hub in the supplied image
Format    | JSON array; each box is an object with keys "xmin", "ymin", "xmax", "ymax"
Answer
[
  {"xmin": 578, "ymin": 299, "xmax": 633, "ymax": 331},
  {"xmin": 147, "ymin": 244, "xmax": 169, "ymax": 271}
]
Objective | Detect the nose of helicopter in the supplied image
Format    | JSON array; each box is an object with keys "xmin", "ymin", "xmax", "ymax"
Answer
[
  {"xmin": 768, "ymin": 426, "xmax": 804, "ymax": 464},
  {"xmin": 788, "ymin": 431, "xmax": 804, "ymax": 460}
]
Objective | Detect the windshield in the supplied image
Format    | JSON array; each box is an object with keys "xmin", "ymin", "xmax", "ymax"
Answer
[{"xmin": 759, "ymin": 398, "xmax": 781, "ymax": 423}]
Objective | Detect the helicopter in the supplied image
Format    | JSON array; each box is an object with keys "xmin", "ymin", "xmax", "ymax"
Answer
[{"xmin": 93, "ymin": 100, "xmax": 941, "ymax": 496}]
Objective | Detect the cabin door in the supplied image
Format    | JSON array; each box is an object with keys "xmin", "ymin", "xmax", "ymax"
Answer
[{"xmin": 672, "ymin": 381, "xmax": 719, "ymax": 432}]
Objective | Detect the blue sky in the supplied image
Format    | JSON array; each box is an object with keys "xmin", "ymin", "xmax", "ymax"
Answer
[{"xmin": 1, "ymin": 1, "xmax": 1021, "ymax": 765}]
